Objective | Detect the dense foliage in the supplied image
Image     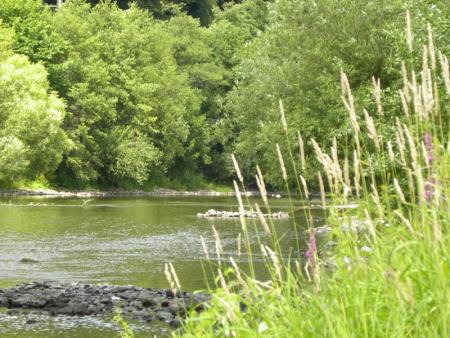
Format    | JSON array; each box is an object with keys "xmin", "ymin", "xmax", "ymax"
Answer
[
  {"xmin": 177, "ymin": 22, "xmax": 450, "ymax": 337},
  {"xmin": 0, "ymin": 0, "xmax": 448, "ymax": 189},
  {"xmin": 0, "ymin": 23, "xmax": 69, "ymax": 182},
  {"xmin": 225, "ymin": 0, "xmax": 450, "ymax": 186}
]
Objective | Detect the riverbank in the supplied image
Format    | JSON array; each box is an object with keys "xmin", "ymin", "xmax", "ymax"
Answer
[{"xmin": 0, "ymin": 188, "xmax": 260, "ymax": 198}]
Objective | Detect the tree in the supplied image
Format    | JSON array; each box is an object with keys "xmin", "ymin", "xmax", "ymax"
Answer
[
  {"xmin": 0, "ymin": 25, "xmax": 69, "ymax": 181},
  {"xmin": 223, "ymin": 0, "xmax": 450, "ymax": 187},
  {"xmin": 47, "ymin": 0, "xmax": 203, "ymax": 187}
]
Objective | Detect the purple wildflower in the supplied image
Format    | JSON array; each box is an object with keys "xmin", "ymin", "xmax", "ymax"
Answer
[
  {"xmin": 424, "ymin": 131, "xmax": 433, "ymax": 166},
  {"xmin": 305, "ymin": 231, "xmax": 317, "ymax": 265}
]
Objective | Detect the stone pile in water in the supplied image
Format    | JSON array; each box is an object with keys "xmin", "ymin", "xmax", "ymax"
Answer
[
  {"xmin": 197, "ymin": 209, "xmax": 289, "ymax": 219},
  {"xmin": 0, "ymin": 281, "xmax": 209, "ymax": 328}
]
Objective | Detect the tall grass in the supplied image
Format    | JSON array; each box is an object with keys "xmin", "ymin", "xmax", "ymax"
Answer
[{"xmin": 172, "ymin": 20, "xmax": 450, "ymax": 338}]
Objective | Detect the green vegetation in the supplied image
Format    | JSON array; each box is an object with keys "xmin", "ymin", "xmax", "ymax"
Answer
[
  {"xmin": 0, "ymin": 0, "xmax": 268, "ymax": 189},
  {"xmin": 0, "ymin": 0, "xmax": 447, "ymax": 191},
  {"xmin": 175, "ymin": 26, "xmax": 450, "ymax": 337},
  {"xmin": 0, "ymin": 23, "xmax": 69, "ymax": 184},
  {"xmin": 0, "ymin": 0, "xmax": 448, "ymax": 336}
]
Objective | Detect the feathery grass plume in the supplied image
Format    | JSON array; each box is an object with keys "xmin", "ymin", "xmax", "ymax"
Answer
[
  {"xmin": 234, "ymin": 180, "xmax": 248, "ymax": 233},
  {"xmin": 276, "ymin": 144, "xmax": 287, "ymax": 181},
  {"xmin": 395, "ymin": 119, "xmax": 407, "ymax": 166},
  {"xmin": 401, "ymin": 61, "xmax": 411, "ymax": 103},
  {"xmin": 427, "ymin": 24, "xmax": 436, "ymax": 71},
  {"xmin": 255, "ymin": 203, "xmax": 271, "ymax": 234},
  {"xmin": 256, "ymin": 165, "xmax": 268, "ymax": 205},
  {"xmin": 279, "ymin": 99, "xmax": 288, "ymax": 133},
  {"xmin": 341, "ymin": 72, "xmax": 360, "ymax": 134},
  {"xmin": 231, "ymin": 154, "xmax": 243, "ymax": 184},
  {"xmin": 264, "ymin": 245, "xmax": 282, "ymax": 281},
  {"xmin": 395, "ymin": 132, "xmax": 407, "ymax": 167},
  {"xmin": 311, "ymin": 138, "xmax": 325, "ymax": 163},
  {"xmin": 312, "ymin": 138, "xmax": 336, "ymax": 193},
  {"xmin": 372, "ymin": 77, "xmax": 383, "ymax": 116},
  {"xmin": 164, "ymin": 263, "xmax": 173, "ymax": 292},
  {"xmin": 200, "ymin": 235, "xmax": 210, "ymax": 260},
  {"xmin": 410, "ymin": 71, "xmax": 426, "ymax": 119},
  {"xmin": 331, "ymin": 137, "xmax": 344, "ymax": 185},
  {"xmin": 403, "ymin": 124, "xmax": 419, "ymax": 171},
  {"xmin": 300, "ymin": 175, "xmax": 309, "ymax": 200},
  {"xmin": 169, "ymin": 263, "xmax": 181, "ymax": 291},
  {"xmin": 237, "ymin": 233, "xmax": 242, "ymax": 257},
  {"xmin": 253, "ymin": 279, "xmax": 273, "ymax": 290},
  {"xmin": 297, "ymin": 131, "xmax": 306, "ymax": 171},
  {"xmin": 165, "ymin": 262, "xmax": 181, "ymax": 295},
  {"xmin": 364, "ymin": 109, "xmax": 380, "ymax": 150},
  {"xmin": 406, "ymin": 10, "xmax": 413, "ymax": 52},
  {"xmin": 295, "ymin": 259, "xmax": 302, "ymax": 277},
  {"xmin": 212, "ymin": 225, "xmax": 223, "ymax": 265},
  {"xmin": 399, "ymin": 90, "xmax": 410, "ymax": 117},
  {"xmin": 318, "ymin": 172, "xmax": 327, "ymax": 208},
  {"xmin": 438, "ymin": 52, "xmax": 450, "ymax": 94},
  {"xmin": 343, "ymin": 156, "xmax": 351, "ymax": 189},
  {"xmin": 353, "ymin": 150, "xmax": 361, "ymax": 197},
  {"xmin": 217, "ymin": 270, "xmax": 231, "ymax": 300},
  {"xmin": 421, "ymin": 46, "xmax": 434, "ymax": 117},
  {"xmin": 260, "ymin": 243, "xmax": 268, "ymax": 257},
  {"xmin": 406, "ymin": 168, "xmax": 416, "ymax": 197},
  {"xmin": 364, "ymin": 209, "xmax": 377, "ymax": 240},
  {"xmin": 394, "ymin": 178, "xmax": 406, "ymax": 204},
  {"xmin": 371, "ymin": 175, "xmax": 383, "ymax": 220},
  {"xmin": 387, "ymin": 141, "xmax": 395, "ymax": 162},
  {"xmin": 394, "ymin": 210, "xmax": 415, "ymax": 235},
  {"xmin": 229, "ymin": 257, "xmax": 249, "ymax": 294},
  {"xmin": 233, "ymin": 180, "xmax": 245, "ymax": 214}
]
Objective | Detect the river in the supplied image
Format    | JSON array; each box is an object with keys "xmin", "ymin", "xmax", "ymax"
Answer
[{"xmin": 0, "ymin": 195, "xmax": 325, "ymax": 337}]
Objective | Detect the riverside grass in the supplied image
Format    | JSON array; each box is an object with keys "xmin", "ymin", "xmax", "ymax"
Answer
[{"xmin": 168, "ymin": 22, "xmax": 450, "ymax": 338}]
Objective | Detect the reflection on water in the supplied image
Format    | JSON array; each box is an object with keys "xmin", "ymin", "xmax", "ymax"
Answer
[{"xmin": 0, "ymin": 196, "xmax": 325, "ymax": 337}]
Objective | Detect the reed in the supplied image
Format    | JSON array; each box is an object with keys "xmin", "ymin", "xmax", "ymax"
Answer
[{"xmin": 174, "ymin": 23, "xmax": 450, "ymax": 338}]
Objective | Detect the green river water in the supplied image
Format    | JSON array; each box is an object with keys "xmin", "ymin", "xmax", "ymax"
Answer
[{"xmin": 0, "ymin": 196, "xmax": 325, "ymax": 337}]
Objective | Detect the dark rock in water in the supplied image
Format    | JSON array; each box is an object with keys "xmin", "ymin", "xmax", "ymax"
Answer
[
  {"xmin": 142, "ymin": 297, "xmax": 156, "ymax": 307},
  {"xmin": 0, "ymin": 281, "xmax": 209, "ymax": 327},
  {"xmin": 0, "ymin": 296, "xmax": 8, "ymax": 307},
  {"xmin": 140, "ymin": 314, "xmax": 154, "ymax": 323},
  {"xmin": 19, "ymin": 258, "xmax": 39, "ymax": 264},
  {"xmin": 169, "ymin": 318, "xmax": 181, "ymax": 328}
]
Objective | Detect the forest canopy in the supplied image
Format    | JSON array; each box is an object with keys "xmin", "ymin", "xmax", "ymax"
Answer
[{"xmin": 0, "ymin": 0, "xmax": 448, "ymax": 189}]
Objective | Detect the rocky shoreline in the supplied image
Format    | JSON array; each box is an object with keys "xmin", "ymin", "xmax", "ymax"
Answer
[
  {"xmin": 0, "ymin": 281, "xmax": 209, "ymax": 328},
  {"xmin": 197, "ymin": 209, "xmax": 289, "ymax": 219},
  {"xmin": 0, "ymin": 188, "xmax": 260, "ymax": 198}
]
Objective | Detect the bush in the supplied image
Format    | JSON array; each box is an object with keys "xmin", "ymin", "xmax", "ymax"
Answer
[{"xmin": 0, "ymin": 52, "xmax": 69, "ymax": 181}]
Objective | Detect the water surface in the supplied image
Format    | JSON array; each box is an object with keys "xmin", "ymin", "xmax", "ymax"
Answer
[{"xmin": 0, "ymin": 196, "xmax": 324, "ymax": 337}]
